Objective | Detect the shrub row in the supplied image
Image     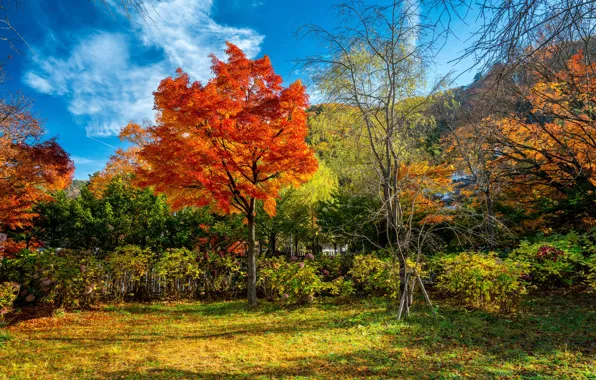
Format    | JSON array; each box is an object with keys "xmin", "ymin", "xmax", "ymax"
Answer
[
  {"xmin": 431, "ymin": 232, "xmax": 596, "ymax": 312},
  {"xmin": 0, "ymin": 246, "xmax": 245, "ymax": 311},
  {"xmin": 1, "ymin": 231, "xmax": 595, "ymax": 316},
  {"xmin": 0, "ymin": 247, "xmax": 400, "ymax": 313},
  {"xmin": 432, "ymin": 253, "xmax": 529, "ymax": 313}
]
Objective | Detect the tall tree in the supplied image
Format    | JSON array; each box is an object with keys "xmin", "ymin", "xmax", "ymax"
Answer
[
  {"xmin": 122, "ymin": 43, "xmax": 318, "ymax": 305},
  {"xmin": 490, "ymin": 49, "xmax": 596, "ymax": 225},
  {"xmin": 0, "ymin": 96, "xmax": 74, "ymax": 232},
  {"xmin": 304, "ymin": 2, "xmax": 450, "ymax": 317}
]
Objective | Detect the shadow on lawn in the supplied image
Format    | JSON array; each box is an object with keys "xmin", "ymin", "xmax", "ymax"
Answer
[
  {"xmin": 101, "ymin": 297, "xmax": 378, "ymax": 317},
  {"xmin": 42, "ymin": 294, "xmax": 596, "ymax": 359},
  {"xmin": 100, "ymin": 300, "xmax": 253, "ymax": 316},
  {"xmin": 407, "ymin": 292, "xmax": 596, "ymax": 359},
  {"xmin": 99, "ymin": 350, "xmax": 421, "ymax": 379},
  {"xmin": 38, "ymin": 305, "xmax": 389, "ymax": 345},
  {"xmin": 98, "ymin": 348, "xmax": 541, "ymax": 379},
  {"xmin": 3, "ymin": 303, "xmax": 56, "ymax": 326}
]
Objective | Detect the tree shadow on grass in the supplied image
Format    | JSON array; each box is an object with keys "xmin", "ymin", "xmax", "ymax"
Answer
[
  {"xmin": 101, "ymin": 298, "xmax": 376, "ymax": 317},
  {"xmin": 36, "ymin": 307, "xmax": 388, "ymax": 345},
  {"xmin": 403, "ymin": 292, "xmax": 596, "ymax": 360},
  {"xmin": 103, "ymin": 300, "xmax": 254, "ymax": 317},
  {"xmin": 3, "ymin": 303, "xmax": 56, "ymax": 326},
  {"xmin": 7, "ymin": 294, "xmax": 594, "ymax": 378},
  {"xmin": 98, "ymin": 348, "xmax": 545, "ymax": 379}
]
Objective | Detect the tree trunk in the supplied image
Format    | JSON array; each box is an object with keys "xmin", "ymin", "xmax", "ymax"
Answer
[
  {"xmin": 247, "ymin": 201, "xmax": 258, "ymax": 306},
  {"xmin": 269, "ymin": 232, "xmax": 276, "ymax": 256},
  {"xmin": 485, "ymin": 188, "xmax": 495, "ymax": 249},
  {"xmin": 398, "ymin": 254, "xmax": 410, "ymax": 311},
  {"xmin": 311, "ymin": 209, "xmax": 317, "ymax": 255}
]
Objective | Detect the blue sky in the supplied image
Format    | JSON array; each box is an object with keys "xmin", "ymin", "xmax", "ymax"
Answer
[{"xmin": 0, "ymin": 0, "xmax": 479, "ymax": 180}]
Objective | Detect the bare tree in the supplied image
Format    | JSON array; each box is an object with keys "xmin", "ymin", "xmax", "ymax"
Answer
[
  {"xmin": 419, "ymin": 0, "xmax": 596, "ymax": 82},
  {"xmin": 301, "ymin": 1, "xmax": 450, "ymax": 318},
  {"xmin": 94, "ymin": 0, "xmax": 160, "ymax": 21},
  {"xmin": 0, "ymin": 0, "xmax": 29, "ymax": 51},
  {"xmin": 436, "ymin": 84, "xmax": 506, "ymax": 248}
]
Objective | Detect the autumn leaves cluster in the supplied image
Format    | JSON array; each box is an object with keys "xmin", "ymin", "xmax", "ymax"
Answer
[
  {"xmin": 4, "ymin": 42, "xmax": 596, "ymax": 260},
  {"xmin": 0, "ymin": 98, "xmax": 74, "ymax": 230},
  {"xmin": 444, "ymin": 48, "xmax": 596, "ymax": 233},
  {"xmin": 95, "ymin": 43, "xmax": 318, "ymax": 219}
]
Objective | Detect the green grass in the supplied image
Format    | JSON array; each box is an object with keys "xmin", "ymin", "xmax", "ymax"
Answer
[{"xmin": 0, "ymin": 294, "xmax": 595, "ymax": 379}]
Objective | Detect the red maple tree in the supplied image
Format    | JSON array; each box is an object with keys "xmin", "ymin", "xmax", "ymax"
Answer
[
  {"xmin": 123, "ymin": 43, "xmax": 318, "ymax": 305},
  {"xmin": 0, "ymin": 98, "xmax": 74, "ymax": 234}
]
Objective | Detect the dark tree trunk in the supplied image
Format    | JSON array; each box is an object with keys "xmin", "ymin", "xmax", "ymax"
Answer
[
  {"xmin": 485, "ymin": 187, "xmax": 495, "ymax": 249},
  {"xmin": 247, "ymin": 199, "xmax": 257, "ymax": 306},
  {"xmin": 269, "ymin": 232, "xmax": 276, "ymax": 256},
  {"xmin": 397, "ymin": 254, "xmax": 409, "ymax": 310}
]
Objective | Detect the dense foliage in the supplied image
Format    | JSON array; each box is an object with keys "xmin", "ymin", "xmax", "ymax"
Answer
[
  {"xmin": 2, "ymin": 35, "xmax": 596, "ymax": 320},
  {"xmin": 4, "ymin": 232, "xmax": 595, "ymax": 313},
  {"xmin": 0, "ymin": 98, "xmax": 74, "ymax": 230},
  {"xmin": 433, "ymin": 252, "xmax": 529, "ymax": 313}
]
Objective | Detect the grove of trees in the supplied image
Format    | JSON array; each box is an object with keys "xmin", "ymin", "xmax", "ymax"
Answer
[{"xmin": 1, "ymin": 0, "xmax": 596, "ymax": 321}]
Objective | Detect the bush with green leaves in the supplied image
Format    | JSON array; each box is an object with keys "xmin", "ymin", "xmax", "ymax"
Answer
[
  {"xmin": 154, "ymin": 248, "xmax": 202, "ymax": 299},
  {"xmin": 317, "ymin": 254, "xmax": 353, "ymax": 281},
  {"xmin": 348, "ymin": 254, "xmax": 399, "ymax": 298},
  {"xmin": 581, "ymin": 232, "xmax": 596, "ymax": 290},
  {"xmin": 435, "ymin": 252, "xmax": 529, "ymax": 313},
  {"xmin": 0, "ymin": 249, "xmax": 105, "ymax": 308},
  {"xmin": 46, "ymin": 249, "xmax": 104, "ymax": 308},
  {"xmin": 587, "ymin": 256, "xmax": 596, "ymax": 291},
  {"xmin": 258, "ymin": 256, "xmax": 287, "ymax": 301},
  {"xmin": 325, "ymin": 276, "xmax": 355, "ymax": 299},
  {"xmin": 510, "ymin": 233, "xmax": 587, "ymax": 288},
  {"xmin": 199, "ymin": 252, "xmax": 245, "ymax": 298},
  {"xmin": 0, "ymin": 282, "xmax": 19, "ymax": 319},
  {"xmin": 105, "ymin": 245, "xmax": 152, "ymax": 302},
  {"xmin": 259, "ymin": 257, "xmax": 326, "ymax": 304}
]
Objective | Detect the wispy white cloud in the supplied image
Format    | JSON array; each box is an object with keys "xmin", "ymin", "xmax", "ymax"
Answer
[
  {"xmin": 25, "ymin": 32, "xmax": 163, "ymax": 137},
  {"xmin": 70, "ymin": 155, "xmax": 107, "ymax": 179},
  {"xmin": 404, "ymin": 0, "xmax": 421, "ymax": 50},
  {"xmin": 23, "ymin": 0, "xmax": 264, "ymax": 137},
  {"xmin": 136, "ymin": 0, "xmax": 263, "ymax": 82},
  {"xmin": 71, "ymin": 155, "xmax": 103, "ymax": 166}
]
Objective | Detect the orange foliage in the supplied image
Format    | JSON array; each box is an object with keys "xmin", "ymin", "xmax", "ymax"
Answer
[
  {"xmin": 88, "ymin": 123, "xmax": 149, "ymax": 196},
  {"xmin": 396, "ymin": 161, "xmax": 454, "ymax": 224},
  {"xmin": 494, "ymin": 51, "xmax": 596, "ymax": 195},
  {"xmin": 88, "ymin": 146, "xmax": 139, "ymax": 196},
  {"xmin": 125, "ymin": 43, "xmax": 318, "ymax": 217},
  {"xmin": 1, "ymin": 237, "xmax": 43, "ymax": 258},
  {"xmin": 0, "ymin": 101, "xmax": 74, "ymax": 230}
]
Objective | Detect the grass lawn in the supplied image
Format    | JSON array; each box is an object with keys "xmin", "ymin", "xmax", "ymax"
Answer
[{"xmin": 0, "ymin": 294, "xmax": 595, "ymax": 379}]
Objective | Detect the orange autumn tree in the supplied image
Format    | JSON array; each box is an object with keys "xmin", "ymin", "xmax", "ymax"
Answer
[
  {"xmin": 122, "ymin": 43, "xmax": 318, "ymax": 305},
  {"xmin": 87, "ymin": 125, "xmax": 147, "ymax": 196},
  {"xmin": 492, "ymin": 50, "xmax": 596, "ymax": 225},
  {"xmin": 0, "ymin": 97, "xmax": 74, "ymax": 235}
]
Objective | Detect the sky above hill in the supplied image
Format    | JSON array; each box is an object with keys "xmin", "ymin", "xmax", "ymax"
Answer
[{"xmin": 0, "ymin": 0, "xmax": 479, "ymax": 179}]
